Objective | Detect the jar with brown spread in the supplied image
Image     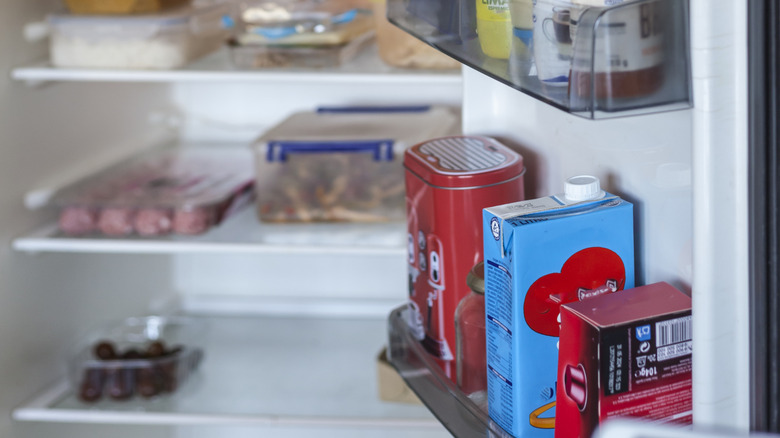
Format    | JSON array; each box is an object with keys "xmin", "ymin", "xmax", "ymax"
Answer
[{"xmin": 569, "ymin": 0, "xmax": 664, "ymax": 103}]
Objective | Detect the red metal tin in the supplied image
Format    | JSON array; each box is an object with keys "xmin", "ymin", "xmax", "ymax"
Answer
[{"xmin": 404, "ymin": 135, "xmax": 524, "ymax": 381}]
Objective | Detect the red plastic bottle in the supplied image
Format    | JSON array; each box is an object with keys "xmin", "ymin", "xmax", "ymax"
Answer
[{"xmin": 455, "ymin": 261, "xmax": 487, "ymax": 399}]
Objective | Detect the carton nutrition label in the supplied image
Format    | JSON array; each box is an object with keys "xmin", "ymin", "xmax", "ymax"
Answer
[
  {"xmin": 485, "ymin": 260, "xmax": 514, "ymax": 380},
  {"xmin": 485, "ymin": 260, "xmax": 515, "ymax": 431}
]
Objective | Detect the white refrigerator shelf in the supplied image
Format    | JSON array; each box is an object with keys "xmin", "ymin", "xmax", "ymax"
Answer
[
  {"xmin": 13, "ymin": 312, "xmax": 442, "ymax": 430},
  {"xmin": 11, "ymin": 45, "xmax": 462, "ymax": 86},
  {"xmin": 13, "ymin": 208, "xmax": 407, "ymax": 255}
]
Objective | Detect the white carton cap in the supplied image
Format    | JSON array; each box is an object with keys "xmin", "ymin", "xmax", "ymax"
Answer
[{"xmin": 564, "ymin": 175, "xmax": 605, "ymax": 201}]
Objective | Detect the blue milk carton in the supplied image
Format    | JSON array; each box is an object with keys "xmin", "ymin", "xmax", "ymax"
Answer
[{"xmin": 482, "ymin": 176, "xmax": 635, "ymax": 437}]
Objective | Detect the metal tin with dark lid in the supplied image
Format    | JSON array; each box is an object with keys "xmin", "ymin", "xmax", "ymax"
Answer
[{"xmin": 404, "ymin": 135, "xmax": 524, "ymax": 382}]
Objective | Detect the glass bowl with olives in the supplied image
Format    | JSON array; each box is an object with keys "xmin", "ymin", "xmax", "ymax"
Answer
[{"xmin": 68, "ymin": 315, "xmax": 205, "ymax": 403}]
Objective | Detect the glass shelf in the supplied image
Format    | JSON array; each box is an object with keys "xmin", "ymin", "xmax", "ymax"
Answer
[
  {"xmin": 11, "ymin": 45, "xmax": 462, "ymax": 86},
  {"xmin": 15, "ymin": 311, "xmax": 442, "ymax": 431},
  {"xmin": 386, "ymin": 305, "xmax": 511, "ymax": 438},
  {"xmin": 387, "ymin": 0, "xmax": 691, "ymax": 119}
]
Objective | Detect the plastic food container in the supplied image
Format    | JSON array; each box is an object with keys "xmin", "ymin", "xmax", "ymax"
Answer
[
  {"xmin": 230, "ymin": 2, "xmax": 375, "ymax": 69},
  {"xmin": 69, "ymin": 316, "xmax": 205, "ymax": 403},
  {"xmin": 54, "ymin": 146, "xmax": 255, "ymax": 237},
  {"xmin": 253, "ymin": 105, "xmax": 459, "ymax": 223},
  {"xmin": 235, "ymin": 5, "xmax": 374, "ymax": 45},
  {"xmin": 48, "ymin": 3, "xmax": 232, "ymax": 69},
  {"xmin": 65, "ymin": 0, "xmax": 191, "ymax": 15},
  {"xmin": 228, "ymin": 30, "xmax": 374, "ymax": 68}
]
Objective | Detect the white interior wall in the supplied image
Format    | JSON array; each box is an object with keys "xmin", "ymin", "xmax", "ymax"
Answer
[
  {"xmin": 0, "ymin": 2, "xmax": 179, "ymax": 438},
  {"xmin": 461, "ymin": 67, "xmax": 693, "ymax": 292}
]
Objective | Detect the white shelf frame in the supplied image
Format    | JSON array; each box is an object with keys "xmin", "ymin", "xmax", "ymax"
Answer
[
  {"xmin": 13, "ymin": 210, "xmax": 407, "ymax": 256},
  {"xmin": 15, "ymin": 381, "xmax": 438, "ymax": 428},
  {"xmin": 11, "ymin": 46, "xmax": 463, "ymax": 86}
]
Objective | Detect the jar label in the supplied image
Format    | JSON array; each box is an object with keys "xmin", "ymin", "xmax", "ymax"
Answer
[{"xmin": 572, "ymin": 2, "xmax": 663, "ymax": 73}]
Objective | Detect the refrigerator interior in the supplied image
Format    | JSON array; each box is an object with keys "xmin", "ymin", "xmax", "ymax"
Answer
[
  {"xmin": 1, "ymin": 1, "xmax": 460, "ymax": 438},
  {"xmin": 0, "ymin": 0, "xmax": 754, "ymax": 437}
]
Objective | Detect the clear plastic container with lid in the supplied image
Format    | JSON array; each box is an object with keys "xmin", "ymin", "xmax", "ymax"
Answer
[
  {"xmin": 69, "ymin": 316, "xmax": 205, "ymax": 403},
  {"xmin": 455, "ymin": 261, "xmax": 487, "ymax": 404},
  {"xmin": 228, "ymin": 26, "xmax": 375, "ymax": 68},
  {"xmin": 48, "ymin": 3, "xmax": 232, "ymax": 69},
  {"xmin": 54, "ymin": 145, "xmax": 255, "ymax": 237},
  {"xmin": 229, "ymin": 0, "xmax": 376, "ymax": 68},
  {"xmin": 252, "ymin": 105, "xmax": 459, "ymax": 223}
]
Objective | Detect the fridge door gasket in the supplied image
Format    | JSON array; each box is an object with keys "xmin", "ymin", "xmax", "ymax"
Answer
[{"xmin": 748, "ymin": 0, "xmax": 780, "ymax": 432}]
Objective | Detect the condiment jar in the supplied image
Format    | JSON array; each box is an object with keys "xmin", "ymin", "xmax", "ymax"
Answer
[
  {"xmin": 455, "ymin": 261, "xmax": 487, "ymax": 398},
  {"xmin": 569, "ymin": 0, "xmax": 664, "ymax": 101}
]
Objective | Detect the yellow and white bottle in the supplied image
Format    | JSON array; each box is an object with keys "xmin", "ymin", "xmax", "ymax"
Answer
[{"xmin": 476, "ymin": 0, "xmax": 512, "ymax": 59}]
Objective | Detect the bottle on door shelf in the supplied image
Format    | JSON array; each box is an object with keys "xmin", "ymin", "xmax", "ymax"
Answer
[{"xmin": 455, "ymin": 261, "xmax": 487, "ymax": 405}]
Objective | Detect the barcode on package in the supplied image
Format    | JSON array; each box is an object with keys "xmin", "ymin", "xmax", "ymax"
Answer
[
  {"xmin": 656, "ymin": 315, "xmax": 692, "ymax": 361},
  {"xmin": 656, "ymin": 316, "xmax": 692, "ymax": 347}
]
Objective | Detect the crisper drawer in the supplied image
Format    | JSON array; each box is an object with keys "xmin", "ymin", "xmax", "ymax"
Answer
[{"xmin": 387, "ymin": 0, "xmax": 692, "ymax": 119}]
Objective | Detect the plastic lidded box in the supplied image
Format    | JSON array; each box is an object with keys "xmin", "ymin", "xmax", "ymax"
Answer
[
  {"xmin": 228, "ymin": 29, "xmax": 374, "ymax": 68},
  {"xmin": 229, "ymin": 0, "xmax": 375, "ymax": 68},
  {"xmin": 48, "ymin": 3, "xmax": 232, "ymax": 69},
  {"xmin": 69, "ymin": 316, "xmax": 205, "ymax": 403},
  {"xmin": 253, "ymin": 105, "xmax": 459, "ymax": 223},
  {"xmin": 54, "ymin": 145, "xmax": 255, "ymax": 237},
  {"xmin": 235, "ymin": 0, "xmax": 370, "ymax": 39}
]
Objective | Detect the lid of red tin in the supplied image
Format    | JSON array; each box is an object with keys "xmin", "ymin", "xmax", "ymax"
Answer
[{"xmin": 403, "ymin": 136, "xmax": 524, "ymax": 189}]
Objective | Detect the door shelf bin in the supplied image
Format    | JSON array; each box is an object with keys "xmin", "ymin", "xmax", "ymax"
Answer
[
  {"xmin": 387, "ymin": 305, "xmax": 511, "ymax": 438},
  {"xmin": 387, "ymin": 0, "xmax": 691, "ymax": 119}
]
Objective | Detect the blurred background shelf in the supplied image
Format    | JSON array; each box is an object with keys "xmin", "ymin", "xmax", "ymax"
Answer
[
  {"xmin": 13, "ymin": 208, "xmax": 407, "ymax": 255},
  {"xmin": 12, "ymin": 46, "xmax": 463, "ymax": 86}
]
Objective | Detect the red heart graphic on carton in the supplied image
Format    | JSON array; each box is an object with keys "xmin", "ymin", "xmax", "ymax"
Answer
[{"xmin": 524, "ymin": 247, "xmax": 626, "ymax": 337}]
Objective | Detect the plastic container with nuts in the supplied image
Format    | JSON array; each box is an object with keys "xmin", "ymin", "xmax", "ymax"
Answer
[
  {"xmin": 253, "ymin": 105, "xmax": 459, "ymax": 223},
  {"xmin": 69, "ymin": 316, "xmax": 205, "ymax": 403},
  {"xmin": 54, "ymin": 145, "xmax": 255, "ymax": 237}
]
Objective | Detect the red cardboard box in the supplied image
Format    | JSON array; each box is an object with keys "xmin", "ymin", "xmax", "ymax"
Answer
[{"xmin": 556, "ymin": 282, "xmax": 692, "ymax": 438}]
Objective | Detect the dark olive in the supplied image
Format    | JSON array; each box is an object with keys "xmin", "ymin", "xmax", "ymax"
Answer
[
  {"xmin": 121, "ymin": 348, "xmax": 142, "ymax": 359},
  {"xmin": 145, "ymin": 341, "xmax": 166, "ymax": 358},
  {"xmin": 158, "ymin": 360, "xmax": 178, "ymax": 393},
  {"xmin": 78, "ymin": 367, "xmax": 105, "ymax": 402},
  {"xmin": 93, "ymin": 341, "xmax": 116, "ymax": 360},
  {"xmin": 105, "ymin": 367, "xmax": 134, "ymax": 400},
  {"xmin": 136, "ymin": 366, "xmax": 163, "ymax": 398}
]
